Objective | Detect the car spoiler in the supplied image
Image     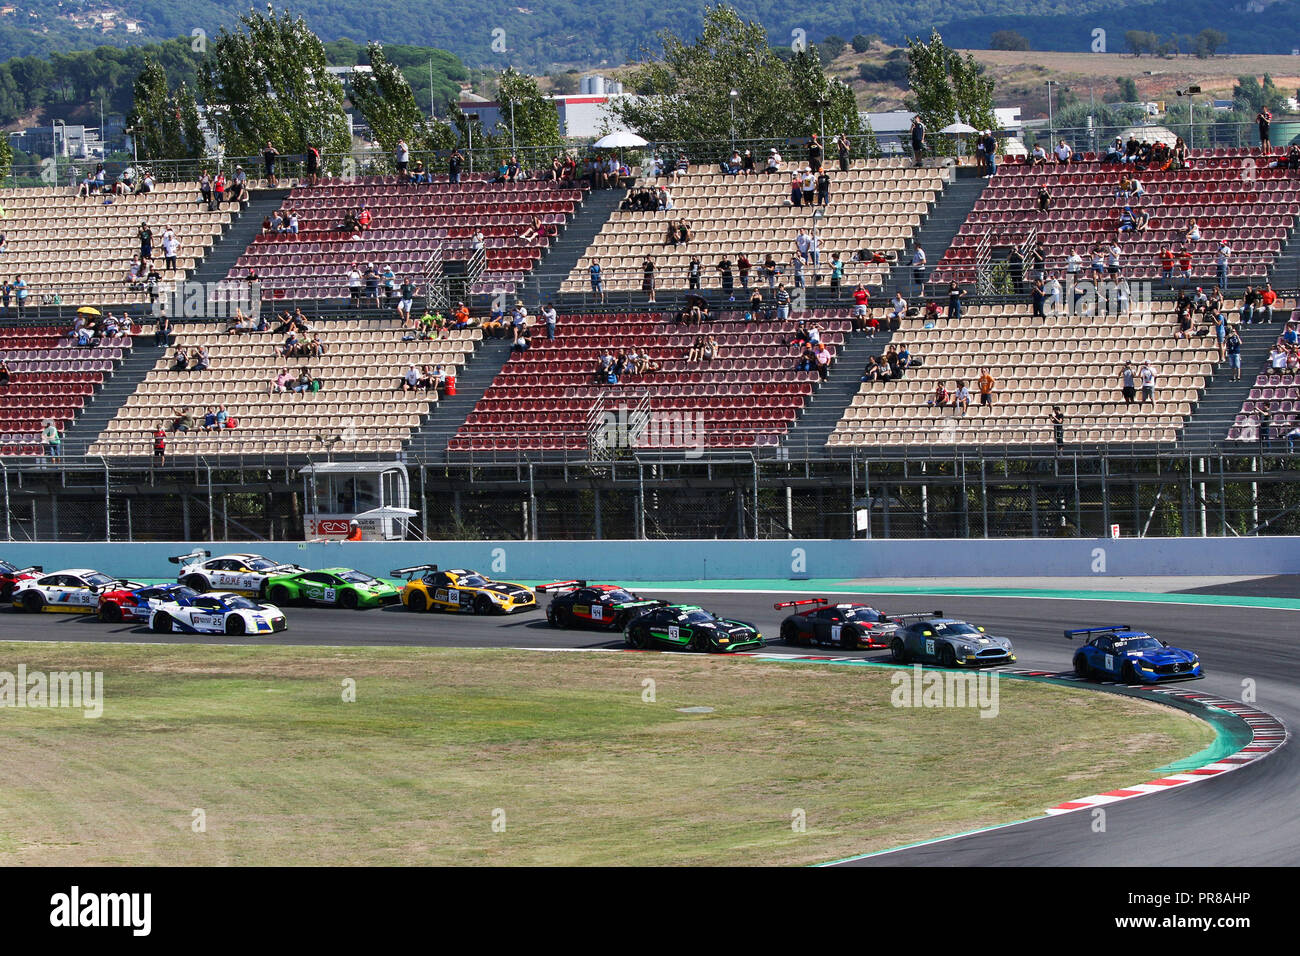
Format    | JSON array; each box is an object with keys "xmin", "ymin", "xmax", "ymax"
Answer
[
  {"xmin": 168, "ymin": 549, "xmax": 210, "ymax": 565},
  {"xmin": 612, "ymin": 599, "xmax": 667, "ymax": 610},
  {"xmin": 774, "ymin": 597, "xmax": 828, "ymax": 610},
  {"xmin": 537, "ymin": 579, "xmax": 586, "ymax": 592},
  {"xmin": 389, "ymin": 564, "xmax": 437, "ymax": 579},
  {"xmin": 18, "ymin": 565, "xmax": 43, "ymax": 574},
  {"xmin": 891, "ymin": 610, "xmax": 944, "ymax": 622},
  {"xmin": 1063, "ymin": 625, "xmax": 1132, "ymax": 640}
]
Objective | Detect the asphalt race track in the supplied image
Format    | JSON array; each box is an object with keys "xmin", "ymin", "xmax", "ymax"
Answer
[{"xmin": 1, "ymin": 586, "xmax": 1295, "ymax": 866}]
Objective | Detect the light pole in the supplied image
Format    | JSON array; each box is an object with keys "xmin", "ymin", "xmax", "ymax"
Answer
[
  {"xmin": 1046, "ymin": 80, "xmax": 1056, "ymax": 143},
  {"xmin": 729, "ymin": 89, "xmax": 738, "ymax": 152},
  {"xmin": 1177, "ymin": 85, "xmax": 1202, "ymax": 150},
  {"xmin": 508, "ymin": 100, "xmax": 516, "ymax": 155}
]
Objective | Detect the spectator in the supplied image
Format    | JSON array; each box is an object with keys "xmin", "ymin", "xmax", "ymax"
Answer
[
  {"xmin": 262, "ymin": 141, "xmax": 280, "ymax": 186},
  {"xmin": 816, "ymin": 170, "xmax": 830, "ymax": 206},
  {"xmin": 162, "ymin": 231, "xmax": 180, "ymax": 271},
  {"xmin": 293, "ymin": 368, "xmax": 314, "ymax": 395},
  {"xmin": 170, "ymin": 407, "xmax": 195, "ymax": 432},
  {"xmin": 890, "ymin": 291, "xmax": 907, "ymax": 324},
  {"xmin": 813, "ymin": 342, "xmax": 831, "ymax": 380},
  {"xmin": 788, "ymin": 170, "xmax": 803, "ymax": 207},
  {"xmin": 765, "ymin": 148, "xmax": 782, "ymax": 174},
  {"xmin": 1216, "ymin": 241, "xmax": 1232, "ymax": 291},
  {"xmin": 1259, "ymin": 401, "xmax": 1273, "ymax": 451},
  {"xmin": 272, "ymin": 367, "xmax": 294, "ymax": 393},
  {"xmin": 1029, "ymin": 144, "xmax": 1048, "ymax": 166},
  {"xmin": 911, "ymin": 244, "xmax": 927, "ymax": 292},
  {"xmin": 953, "ymin": 379, "xmax": 971, "ymax": 416},
  {"xmin": 1139, "ymin": 361, "xmax": 1156, "ymax": 404},
  {"xmin": 717, "ymin": 257, "xmax": 734, "ymax": 301},
  {"xmin": 1213, "ymin": 311, "xmax": 1227, "ymax": 361},
  {"xmin": 688, "ymin": 255, "xmax": 702, "ymax": 290},
  {"xmin": 775, "ymin": 283, "xmax": 791, "ymax": 321},
  {"xmin": 829, "ymin": 253, "xmax": 844, "ymax": 296},
  {"xmin": 801, "ymin": 167, "xmax": 816, "ymax": 206},
  {"xmin": 171, "ymin": 346, "xmax": 189, "ymax": 371},
  {"xmin": 190, "ymin": 345, "xmax": 210, "ymax": 372},
  {"xmin": 1119, "ymin": 361, "xmax": 1137, "ymax": 404},
  {"xmin": 448, "ymin": 149, "xmax": 463, "ymax": 184},
  {"xmin": 1102, "ymin": 137, "xmax": 1124, "ymax": 163},
  {"xmin": 926, "ymin": 382, "xmax": 950, "ymax": 409},
  {"xmin": 1185, "ymin": 220, "xmax": 1202, "ymax": 243},
  {"xmin": 588, "ymin": 259, "xmax": 604, "ymax": 303},
  {"xmin": 1227, "ymin": 326, "xmax": 1243, "ymax": 381},
  {"xmin": 0, "ymin": 360, "xmax": 9, "ymax": 387},
  {"xmin": 152, "ymin": 425, "xmax": 166, "ymax": 464},
  {"xmin": 910, "ymin": 115, "xmax": 927, "ymax": 166},
  {"xmin": 641, "ymin": 255, "xmax": 656, "ymax": 303},
  {"xmin": 1259, "ymin": 285, "xmax": 1278, "ymax": 324},
  {"xmin": 1054, "ymin": 139, "xmax": 1073, "ymax": 164},
  {"xmin": 202, "ymin": 407, "xmax": 219, "ymax": 431},
  {"xmin": 763, "ymin": 254, "xmax": 779, "ymax": 289},
  {"xmin": 836, "ymin": 132, "xmax": 851, "ymax": 173},
  {"xmin": 1037, "ymin": 186, "xmax": 1051, "ymax": 212},
  {"xmin": 977, "ymin": 368, "xmax": 995, "ymax": 408},
  {"xmin": 541, "ymin": 302, "xmax": 558, "ymax": 340},
  {"xmin": 394, "ymin": 139, "xmax": 409, "ymax": 174},
  {"xmin": 1258, "ymin": 108, "xmax": 1273, "ymax": 150},
  {"xmin": 1050, "ymin": 406, "xmax": 1065, "ymax": 450}
]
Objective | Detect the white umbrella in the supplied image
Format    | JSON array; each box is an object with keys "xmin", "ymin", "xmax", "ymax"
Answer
[
  {"xmin": 592, "ymin": 131, "xmax": 648, "ymax": 148},
  {"xmin": 940, "ymin": 122, "xmax": 978, "ymax": 134}
]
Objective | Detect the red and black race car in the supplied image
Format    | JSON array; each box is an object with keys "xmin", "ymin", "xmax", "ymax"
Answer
[
  {"xmin": 0, "ymin": 560, "xmax": 41, "ymax": 603},
  {"xmin": 776, "ymin": 598, "xmax": 900, "ymax": 650},
  {"xmin": 97, "ymin": 582, "xmax": 199, "ymax": 623},
  {"xmin": 538, "ymin": 580, "xmax": 667, "ymax": 630}
]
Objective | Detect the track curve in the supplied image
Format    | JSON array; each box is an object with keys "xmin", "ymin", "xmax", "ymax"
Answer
[{"xmin": 1, "ymin": 587, "xmax": 1295, "ymax": 865}]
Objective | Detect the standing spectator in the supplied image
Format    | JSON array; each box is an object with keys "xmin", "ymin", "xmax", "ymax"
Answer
[
  {"xmin": 910, "ymin": 115, "xmax": 927, "ymax": 166},
  {"xmin": 789, "ymin": 170, "xmax": 803, "ymax": 207},
  {"xmin": 1050, "ymin": 406, "xmax": 1065, "ymax": 450},
  {"xmin": 688, "ymin": 255, "xmax": 702, "ymax": 291},
  {"xmin": 347, "ymin": 265, "xmax": 362, "ymax": 307},
  {"xmin": 763, "ymin": 254, "xmax": 779, "ymax": 290},
  {"xmin": 807, "ymin": 133, "xmax": 823, "ymax": 172},
  {"xmin": 717, "ymin": 257, "xmax": 734, "ymax": 301},
  {"xmin": 449, "ymin": 149, "xmax": 463, "ymax": 184},
  {"xmin": 1213, "ymin": 311, "xmax": 1227, "ymax": 361},
  {"xmin": 816, "ymin": 169, "xmax": 830, "ymax": 207},
  {"xmin": 1159, "ymin": 246, "xmax": 1174, "ymax": 284},
  {"xmin": 13, "ymin": 275, "xmax": 26, "ymax": 316},
  {"xmin": 737, "ymin": 252, "xmax": 751, "ymax": 290},
  {"xmin": 1139, "ymin": 361, "xmax": 1156, "ymax": 405},
  {"xmin": 305, "ymin": 144, "xmax": 320, "ymax": 186},
  {"xmin": 774, "ymin": 283, "xmax": 792, "ymax": 320},
  {"xmin": 397, "ymin": 276, "xmax": 417, "ymax": 323},
  {"xmin": 836, "ymin": 133, "xmax": 850, "ymax": 173},
  {"xmin": 162, "ymin": 230, "xmax": 179, "ymax": 272},
  {"xmin": 152, "ymin": 425, "xmax": 166, "ymax": 464},
  {"xmin": 262, "ymin": 141, "xmax": 280, "ymax": 186},
  {"xmin": 154, "ymin": 311, "xmax": 170, "ymax": 347},
  {"xmin": 829, "ymin": 253, "xmax": 844, "ymax": 296},
  {"xmin": 1216, "ymin": 241, "xmax": 1232, "ymax": 291},
  {"xmin": 911, "ymin": 244, "xmax": 927, "ymax": 293},
  {"xmin": 588, "ymin": 259, "xmax": 604, "ymax": 303},
  {"xmin": 1259, "ymin": 401, "xmax": 1273, "ymax": 451},
  {"xmin": 41, "ymin": 420, "xmax": 61, "ymax": 461},
  {"xmin": 394, "ymin": 139, "xmax": 410, "ymax": 174},
  {"xmin": 138, "ymin": 221, "xmax": 153, "ymax": 260},
  {"xmin": 947, "ymin": 283, "xmax": 964, "ymax": 321},
  {"xmin": 1226, "ymin": 326, "xmax": 1243, "ymax": 381},
  {"xmin": 791, "ymin": 253, "xmax": 806, "ymax": 290},
  {"xmin": 1031, "ymin": 277, "xmax": 1046, "ymax": 319},
  {"xmin": 1120, "ymin": 362, "xmax": 1137, "ymax": 404},
  {"xmin": 977, "ymin": 368, "xmax": 995, "ymax": 408},
  {"xmin": 642, "ymin": 255, "xmax": 656, "ymax": 304},
  {"xmin": 851, "ymin": 283, "xmax": 870, "ymax": 332},
  {"xmin": 542, "ymin": 302, "xmax": 557, "ymax": 341},
  {"xmin": 1258, "ymin": 108, "xmax": 1273, "ymax": 150}
]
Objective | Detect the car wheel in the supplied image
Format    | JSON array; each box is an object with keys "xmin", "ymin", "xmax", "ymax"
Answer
[
  {"xmin": 840, "ymin": 628, "xmax": 858, "ymax": 650},
  {"xmin": 626, "ymin": 627, "xmax": 646, "ymax": 649},
  {"xmin": 781, "ymin": 623, "xmax": 802, "ymax": 645},
  {"xmin": 20, "ymin": 590, "xmax": 44, "ymax": 613},
  {"xmin": 890, "ymin": 637, "xmax": 908, "ymax": 663},
  {"xmin": 226, "ymin": 616, "xmax": 246, "ymax": 636},
  {"xmin": 474, "ymin": 596, "xmax": 493, "ymax": 615},
  {"xmin": 99, "ymin": 602, "xmax": 122, "ymax": 623},
  {"xmin": 340, "ymin": 590, "xmax": 359, "ymax": 610},
  {"xmin": 1122, "ymin": 661, "xmax": 1139, "ymax": 684},
  {"xmin": 268, "ymin": 584, "xmax": 291, "ymax": 605},
  {"xmin": 692, "ymin": 631, "xmax": 713, "ymax": 652},
  {"xmin": 152, "ymin": 613, "xmax": 172, "ymax": 633},
  {"xmin": 939, "ymin": 644, "xmax": 958, "ymax": 668},
  {"xmin": 407, "ymin": 590, "xmax": 427, "ymax": 612},
  {"xmin": 184, "ymin": 574, "xmax": 208, "ymax": 592},
  {"xmin": 1073, "ymin": 655, "xmax": 1092, "ymax": 679}
]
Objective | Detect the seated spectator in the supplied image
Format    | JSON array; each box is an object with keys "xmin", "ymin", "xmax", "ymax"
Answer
[
  {"xmin": 190, "ymin": 345, "xmax": 210, "ymax": 371},
  {"xmin": 926, "ymin": 382, "xmax": 951, "ymax": 409},
  {"xmin": 271, "ymin": 367, "xmax": 294, "ymax": 392},
  {"xmin": 1029, "ymin": 144, "xmax": 1048, "ymax": 166},
  {"xmin": 594, "ymin": 352, "xmax": 616, "ymax": 383},
  {"xmin": 1102, "ymin": 137, "xmax": 1124, "ymax": 164},
  {"xmin": 765, "ymin": 148, "xmax": 782, "ymax": 174},
  {"xmin": 357, "ymin": 205, "xmax": 373, "ymax": 230},
  {"xmin": 923, "ymin": 299, "xmax": 941, "ymax": 323},
  {"xmin": 171, "ymin": 346, "xmax": 189, "ymax": 370},
  {"xmin": 0, "ymin": 360, "xmax": 10, "ymax": 386},
  {"xmin": 305, "ymin": 335, "xmax": 325, "ymax": 357},
  {"xmin": 293, "ymin": 368, "xmax": 314, "ymax": 394},
  {"xmin": 861, "ymin": 355, "xmax": 887, "ymax": 383},
  {"xmin": 280, "ymin": 330, "xmax": 302, "ymax": 356},
  {"xmin": 202, "ymin": 407, "xmax": 219, "ymax": 431},
  {"xmin": 952, "ymin": 380, "xmax": 971, "ymax": 415},
  {"xmin": 170, "ymin": 407, "xmax": 195, "ymax": 432},
  {"xmin": 687, "ymin": 337, "xmax": 704, "ymax": 362},
  {"xmin": 1118, "ymin": 205, "xmax": 1137, "ymax": 232},
  {"xmin": 1054, "ymin": 140, "xmax": 1073, "ymax": 164},
  {"xmin": 1185, "ymin": 220, "xmax": 1202, "ymax": 243},
  {"xmin": 796, "ymin": 344, "xmax": 817, "ymax": 371}
]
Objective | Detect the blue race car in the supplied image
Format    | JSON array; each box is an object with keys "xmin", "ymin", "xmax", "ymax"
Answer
[{"xmin": 1066, "ymin": 625, "xmax": 1204, "ymax": 683}]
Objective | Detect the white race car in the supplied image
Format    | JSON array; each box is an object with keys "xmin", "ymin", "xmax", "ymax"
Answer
[
  {"xmin": 170, "ymin": 550, "xmax": 305, "ymax": 596},
  {"xmin": 11, "ymin": 568, "xmax": 145, "ymax": 614},
  {"xmin": 148, "ymin": 591, "xmax": 287, "ymax": 635}
]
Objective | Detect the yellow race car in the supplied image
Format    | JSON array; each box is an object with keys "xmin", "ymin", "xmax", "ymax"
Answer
[{"xmin": 389, "ymin": 564, "xmax": 536, "ymax": 614}]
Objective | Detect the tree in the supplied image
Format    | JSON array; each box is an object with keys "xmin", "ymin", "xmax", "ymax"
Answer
[
  {"xmin": 126, "ymin": 55, "xmax": 205, "ymax": 160},
  {"xmin": 1233, "ymin": 74, "xmax": 1286, "ymax": 115},
  {"xmin": 198, "ymin": 5, "xmax": 350, "ymax": 159},
  {"xmin": 851, "ymin": 34, "xmax": 874, "ymax": 54},
  {"xmin": 820, "ymin": 35, "xmax": 847, "ymax": 61},
  {"xmin": 609, "ymin": 5, "xmax": 861, "ymax": 144},
  {"xmin": 905, "ymin": 30, "xmax": 996, "ymax": 154},
  {"xmin": 351, "ymin": 42, "xmax": 453, "ymax": 156},
  {"xmin": 1115, "ymin": 76, "xmax": 1139, "ymax": 103},
  {"xmin": 1195, "ymin": 29, "xmax": 1228, "ymax": 58},
  {"xmin": 989, "ymin": 30, "xmax": 1030, "ymax": 52},
  {"xmin": 0, "ymin": 134, "xmax": 11, "ymax": 183},
  {"xmin": 1124, "ymin": 31, "xmax": 1158, "ymax": 56},
  {"xmin": 495, "ymin": 67, "xmax": 563, "ymax": 153}
]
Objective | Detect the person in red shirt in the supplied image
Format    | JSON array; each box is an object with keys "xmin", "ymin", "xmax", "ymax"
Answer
[
  {"xmin": 1260, "ymin": 285, "xmax": 1278, "ymax": 323},
  {"xmin": 152, "ymin": 425, "xmax": 166, "ymax": 465},
  {"xmin": 1178, "ymin": 248, "xmax": 1193, "ymax": 281},
  {"xmin": 1159, "ymin": 247, "xmax": 1174, "ymax": 284},
  {"xmin": 357, "ymin": 205, "xmax": 372, "ymax": 230},
  {"xmin": 851, "ymin": 282, "xmax": 871, "ymax": 332},
  {"xmin": 344, "ymin": 519, "xmax": 364, "ymax": 541}
]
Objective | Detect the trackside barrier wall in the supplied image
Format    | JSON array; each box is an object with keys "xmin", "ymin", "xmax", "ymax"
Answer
[{"xmin": 1, "ymin": 538, "xmax": 1297, "ymax": 582}]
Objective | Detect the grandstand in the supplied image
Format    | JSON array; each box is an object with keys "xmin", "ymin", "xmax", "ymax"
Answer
[
  {"xmin": 0, "ymin": 323, "xmax": 131, "ymax": 455},
  {"xmin": 448, "ymin": 311, "xmax": 848, "ymax": 452},
  {"xmin": 558, "ymin": 159, "xmax": 944, "ymax": 294},
  {"xmin": 85, "ymin": 319, "xmax": 480, "ymax": 457},
  {"xmin": 1, "ymin": 184, "xmax": 233, "ymax": 307},
  {"xmin": 224, "ymin": 175, "xmax": 584, "ymax": 301},
  {"xmin": 932, "ymin": 148, "xmax": 1300, "ymax": 292}
]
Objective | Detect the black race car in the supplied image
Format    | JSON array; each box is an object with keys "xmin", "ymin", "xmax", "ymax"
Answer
[
  {"xmin": 623, "ymin": 604, "xmax": 764, "ymax": 653},
  {"xmin": 537, "ymin": 580, "xmax": 666, "ymax": 630},
  {"xmin": 776, "ymin": 597, "xmax": 899, "ymax": 650}
]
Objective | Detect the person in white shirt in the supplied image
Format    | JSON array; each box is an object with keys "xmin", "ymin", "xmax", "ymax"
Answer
[
  {"xmin": 1139, "ymin": 362, "xmax": 1156, "ymax": 404},
  {"xmin": 953, "ymin": 380, "xmax": 971, "ymax": 415},
  {"xmin": 806, "ymin": 232, "xmax": 820, "ymax": 270},
  {"xmin": 347, "ymin": 267, "xmax": 362, "ymax": 308},
  {"xmin": 911, "ymin": 244, "xmax": 927, "ymax": 291},
  {"xmin": 1186, "ymin": 220, "xmax": 1202, "ymax": 242},
  {"xmin": 1054, "ymin": 140, "xmax": 1073, "ymax": 164},
  {"xmin": 890, "ymin": 292, "xmax": 907, "ymax": 320},
  {"xmin": 1270, "ymin": 347, "xmax": 1288, "ymax": 370},
  {"xmin": 795, "ymin": 230, "xmax": 811, "ymax": 260},
  {"xmin": 1030, "ymin": 144, "xmax": 1047, "ymax": 166},
  {"xmin": 766, "ymin": 148, "xmax": 782, "ymax": 174},
  {"xmin": 162, "ymin": 233, "xmax": 180, "ymax": 271},
  {"xmin": 1044, "ymin": 273, "xmax": 1062, "ymax": 314}
]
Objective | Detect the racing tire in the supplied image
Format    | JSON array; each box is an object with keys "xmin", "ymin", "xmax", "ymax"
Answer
[
  {"xmin": 184, "ymin": 574, "xmax": 209, "ymax": 592},
  {"xmin": 692, "ymin": 631, "xmax": 713, "ymax": 653},
  {"xmin": 474, "ymin": 596, "xmax": 493, "ymax": 615},
  {"xmin": 1073, "ymin": 655, "xmax": 1092, "ymax": 679},
  {"xmin": 1121, "ymin": 661, "xmax": 1139, "ymax": 684},
  {"xmin": 781, "ymin": 623, "xmax": 803, "ymax": 646},
  {"xmin": 20, "ymin": 590, "xmax": 45, "ymax": 613},
  {"xmin": 268, "ymin": 584, "xmax": 291, "ymax": 606},
  {"xmin": 939, "ymin": 644, "xmax": 958, "ymax": 668},
  {"xmin": 840, "ymin": 629, "xmax": 859, "ymax": 651},
  {"xmin": 152, "ymin": 613, "xmax": 172, "ymax": 633},
  {"xmin": 626, "ymin": 627, "xmax": 647, "ymax": 649},
  {"xmin": 890, "ymin": 637, "xmax": 909, "ymax": 663},
  {"xmin": 226, "ymin": 616, "xmax": 246, "ymax": 636},
  {"xmin": 98, "ymin": 602, "xmax": 123, "ymax": 623},
  {"xmin": 340, "ymin": 590, "xmax": 359, "ymax": 610},
  {"xmin": 406, "ymin": 591, "xmax": 427, "ymax": 612}
]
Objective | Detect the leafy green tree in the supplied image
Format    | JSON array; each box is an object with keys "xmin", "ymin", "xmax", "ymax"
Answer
[
  {"xmin": 1115, "ymin": 76, "xmax": 1139, "ymax": 103},
  {"xmin": 1233, "ymin": 74, "xmax": 1286, "ymax": 115},
  {"xmin": 1195, "ymin": 29, "xmax": 1227, "ymax": 58},
  {"xmin": 1124, "ymin": 31, "xmax": 1159, "ymax": 56},
  {"xmin": 198, "ymin": 5, "xmax": 350, "ymax": 159},
  {"xmin": 820, "ymin": 35, "xmax": 847, "ymax": 60},
  {"xmin": 495, "ymin": 67, "xmax": 564, "ymax": 153},
  {"xmin": 0, "ymin": 134, "xmax": 11, "ymax": 183},
  {"xmin": 351, "ymin": 42, "xmax": 453, "ymax": 155},
  {"xmin": 850, "ymin": 35, "xmax": 873, "ymax": 54},
  {"xmin": 905, "ymin": 30, "xmax": 996, "ymax": 154},
  {"xmin": 989, "ymin": 30, "xmax": 1030, "ymax": 51},
  {"xmin": 127, "ymin": 55, "xmax": 205, "ymax": 160}
]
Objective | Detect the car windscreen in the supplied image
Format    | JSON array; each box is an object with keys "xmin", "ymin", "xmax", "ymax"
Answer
[
  {"xmin": 0, "ymin": 561, "xmax": 16, "ymax": 573},
  {"xmin": 221, "ymin": 596, "xmax": 261, "ymax": 611},
  {"xmin": 930, "ymin": 622, "xmax": 981, "ymax": 637},
  {"xmin": 841, "ymin": 607, "xmax": 884, "ymax": 621},
  {"xmin": 164, "ymin": 586, "xmax": 199, "ymax": 602},
  {"xmin": 677, "ymin": 610, "xmax": 714, "ymax": 625},
  {"xmin": 606, "ymin": 589, "xmax": 636, "ymax": 602},
  {"xmin": 459, "ymin": 575, "xmax": 487, "ymax": 587},
  {"xmin": 1114, "ymin": 636, "xmax": 1162, "ymax": 651},
  {"xmin": 83, "ymin": 572, "xmax": 117, "ymax": 587},
  {"xmin": 339, "ymin": 571, "xmax": 378, "ymax": 585},
  {"xmin": 244, "ymin": 557, "xmax": 279, "ymax": 571}
]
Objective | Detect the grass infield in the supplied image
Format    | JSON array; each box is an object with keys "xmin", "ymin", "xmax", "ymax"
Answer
[{"xmin": 0, "ymin": 642, "xmax": 1212, "ymax": 865}]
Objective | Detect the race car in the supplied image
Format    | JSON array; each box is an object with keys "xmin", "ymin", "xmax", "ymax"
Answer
[
  {"xmin": 0, "ymin": 560, "xmax": 42, "ymax": 602},
  {"xmin": 537, "ymin": 580, "xmax": 666, "ymax": 630},
  {"xmin": 97, "ymin": 583, "xmax": 201, "ymax": 623},
  {"xmin": 622, "ymin": 603, "xmax": 764, "ymax": 653},
  {"xmin": 265, "ymin": 568, "xmax": 404, "ymax": 609},
  {"xmin": 888, "ymin": 611, "xmax": 1016, "ymax": 667},
  {"xmin": 11, "ymin": 568, "xmax": 146, "ymax": 614},
  {"xmin": 1067, "ymin": 624, "xmax": 1204, "ymax": 683},
  {"xmin": 149, "ymin": 590, "xmax": 287, "ymax": 635},
  {"xmin": 170, "ymin": 550, "xmax": 306, "ymax": 596},
  {"xmin": 390, "ymin": 565, "xmax": 536, "ymax": 614},
  {"xmin": 776, "ymin": 597, "xmax": 899, "ymax": 650}
]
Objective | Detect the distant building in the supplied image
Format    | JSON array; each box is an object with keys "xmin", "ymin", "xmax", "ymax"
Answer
[{"xmin": 459, "ymin": 90, "xmax": 640, "ymax": 140}]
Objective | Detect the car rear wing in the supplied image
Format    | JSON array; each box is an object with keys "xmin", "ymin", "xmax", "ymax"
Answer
[
  {"xmin": 611, "ymin": 599, "xmax": 667, "ymax": 610},
  {"xmin": 389, "ymin": 564, "xmax": 437, "ymax": 579},
  {"xmin": 536, "ymin": 580, "xmax": 586, "ymax": 592},
  {"xmin": 168, "ymin": 549, "xmax": 210, "ymax": 565},
  {"xmin": 1063, "ymin": 625, "xmax": 1132, "ymax": 640},
  {"xmin": 774, "ymin": 597, "xmax": 827, "ymax": 610},
  {"xmin": 17, "ymin": 565, "xmax": 43, "ymax": 574},
  {"xmin": 891, "ymin": 610, "xmax": 944, "ymax": 622}
]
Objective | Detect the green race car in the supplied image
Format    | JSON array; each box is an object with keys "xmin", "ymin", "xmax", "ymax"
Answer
[
  {"xmin": 623, "ymin": 603, "xmax": 764, "ymax": 653},
  {"xmin": 264, "ymin": 568, "xmax": 404, "ymax": 610}
]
